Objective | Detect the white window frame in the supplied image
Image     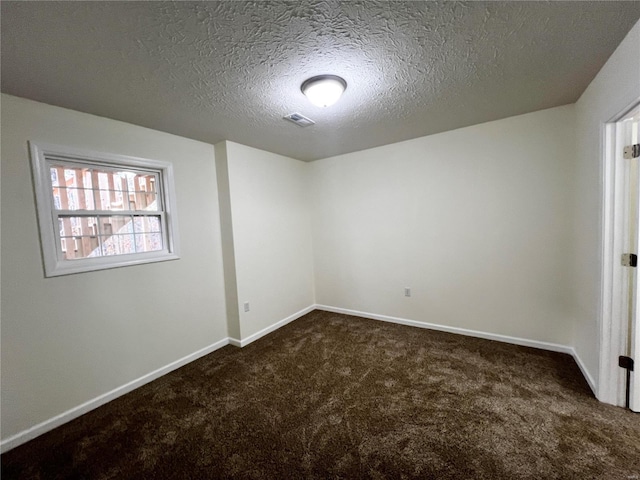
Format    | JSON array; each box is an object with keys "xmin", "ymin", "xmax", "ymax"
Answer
[{"xmin": 30, "ymin": 141, "xmax": 180, "ymax": 277}]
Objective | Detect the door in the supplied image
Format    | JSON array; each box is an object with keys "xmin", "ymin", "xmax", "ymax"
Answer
[{"xmin": 627, "ymin": 106, "xmax": 640, "ymax": 412}]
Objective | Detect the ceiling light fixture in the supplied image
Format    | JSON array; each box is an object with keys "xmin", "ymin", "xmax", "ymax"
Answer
[{"xmin": 301, "ymin": 75, "xmax": 347, "ymax": 108}]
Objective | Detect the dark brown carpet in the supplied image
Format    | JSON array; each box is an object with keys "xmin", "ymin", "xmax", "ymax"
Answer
[{"xmin": 3, "ymin": 310, "xmax": 640, "ymax": 479}]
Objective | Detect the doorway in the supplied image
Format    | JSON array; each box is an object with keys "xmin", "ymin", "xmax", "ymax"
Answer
[
  {"xmin": 601, "ymin": 100, "xmax": 640, "ymax": 411},
  {"xmin": 625, "ymin": 105, "xmax": 640, "ymax": 411}
]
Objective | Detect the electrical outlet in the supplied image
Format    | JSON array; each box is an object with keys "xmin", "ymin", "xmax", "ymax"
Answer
[
  {"xmin": 244, "ymin": 302, "xmax": 250, "ymax": 312},
  {"xmin": 404, "ymin": 287, "xmax": 411, "ymax": 297}
]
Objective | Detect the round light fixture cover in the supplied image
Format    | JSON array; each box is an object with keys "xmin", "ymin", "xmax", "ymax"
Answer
[{"xmin": 301, "ymin": 75, "xmax": 347, "ymax": 108}]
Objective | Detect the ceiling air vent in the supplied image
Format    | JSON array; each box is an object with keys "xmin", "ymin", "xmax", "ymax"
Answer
[{"xmin": 284, "ymin": 112, "xmax": 315, "ymax": 127}]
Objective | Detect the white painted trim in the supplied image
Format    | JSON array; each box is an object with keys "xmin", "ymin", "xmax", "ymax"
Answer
[
  {"xmin": 572, "ymin": 347, "xmax": 597, "ymax": 395},
  {"xmin": 0, "ymin": 338, "xmax": 230, "ymax": 454},
  {"xmin": 316, "ymin": 305, "xmax": 573, "ymax": 353},
  {"xmin": 229, "ymin": 305, "xmax": 315, "ymax": 348},
  {"xmin": 599, "ymin": 119, "xmax": 628, "ymax": 405},
  {"xmin": 315, "ymin": 305, "xmax": 595, "ymax": 394},
  {"xmin": 1, "ymin": 306, "xmax": 318, "ymax": 452},
  {"xmin": 598, "ymin": 96, "xmax": 640, "ymax": 406},
  {"xmin": 28, "ymin": 141, "xmax": 181, "ymax": 277}
]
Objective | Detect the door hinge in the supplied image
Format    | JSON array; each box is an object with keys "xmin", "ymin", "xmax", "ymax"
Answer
[
  {"xmin": 621, "ymin": 253, "xmax": 637, "ymax": 267},
  {"xmin": 623, "ymin": 144, "xmax": 640, "ymax": 159},
  {"xmin": 619, "ymin": 355, "xmax": 635, "ymax": 371},
  {"xmin": 619, "ymin": 355, "xmax": 635, "ymax": 410}
]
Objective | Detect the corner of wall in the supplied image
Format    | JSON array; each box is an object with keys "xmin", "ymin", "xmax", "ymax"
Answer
[{"xmin": 214, "ymin": 141, "xmax": 241, "ymax": 339}]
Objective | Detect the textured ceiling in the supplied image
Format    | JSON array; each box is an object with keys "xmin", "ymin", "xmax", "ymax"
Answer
[{"xmin": 2, "ymin": 1, "xmax": 640, "ymax": 161}]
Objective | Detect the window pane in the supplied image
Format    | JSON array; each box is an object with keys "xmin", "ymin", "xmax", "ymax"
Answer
[
  {"xmin": 136, "ymin": 173, "xmax": 156, "ymax": 192},
  {"xmin": 135, "ymin": 233, "xmax": 163, "ymax": 253},
  {"xmin": 96, "ymin": 170, "xmax": 120, "ymax": 190},
  {"xmin": 52, "ymin": 190, "xmax": 62, "ymax": 210},
  {"xmin": 58, "ymin": 216, "xmax": 98, "ymax": 237},
  {"xmin": 95, "ymin": 169, "xmax": 133, "ymax": 210},
  {"xmin": 61, "ymin": 235, "xmax": 101, "ymax": 260},
  {"xmin": 50, "ymin": 165, "xmax": 96, "ymax": 210},
  {"xmin": 50, "ymin": 165, "xmax": 94, "ymax": 189},
  {"xmin": 133, "ymin": 216, "xmax": 161, "ymax": 233},
  {"xmin": 98, "ymin": 216, "xmax": 133, "ymax": 237},
  {"xmin": 51, "ymin": 165, "xmax": 160, "ymax": 212},
  {"xmin": 50, "ymin": 167, "xmax": 61, "ymax": 187},
  {"xmin": 101, "ymin": 234, "xmax": 135, "ymax": 256},
  {"xmin": 53, "ymin": 187, "xmax": 95, "ymax": 210},
  {"xmin": 129, "ymin": 190, "xmax": 158, "ymax": 211},
  {"xmin": 96, "ymin": 189, "xmax": 128, "ymax": 211},
  {"xmin": 110, "ymin": 173, "xmax": 124, "ymax": 191}
]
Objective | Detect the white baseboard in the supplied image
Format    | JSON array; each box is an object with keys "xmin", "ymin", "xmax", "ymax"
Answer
[
  {"xmin": 2, "ymin": 304, "xmax": 597, "ymax": 454},
  {"xmin": 315, "ymin": 305, "xmax": 574, "ymax": 353},
  {"xmin": 314, "ymin": 305, "xmax": 596, "ymax": 393},
  {"xmin": 569, "ymin": 348, "xmax": 597, "ymax": 396},
  {"xmin": 2, "ymin": 305, "xmax": 316, "ymax": 452},
  {"xmin": 0, "ymin": 337, "xmax": 230, "ymax": 454},
  {"xmin": 229, "ymin": 305, "xmax": 315, "ymax": 348}
]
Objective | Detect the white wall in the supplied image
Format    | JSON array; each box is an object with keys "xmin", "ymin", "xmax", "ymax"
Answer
[
  {"xmin": 311, "ymin": 106, "xmax": 576, "ymax": 345},
  {"xmin": 1, "ymin": 95, "xmax": 228, "ymax": 441},
  {"xmin": 573, "ymin": 20, "xmax": 640, "ymax": 395},
  {"xmin": 224, "ymin": 141, "xmax": 315, "ymax": 339}
]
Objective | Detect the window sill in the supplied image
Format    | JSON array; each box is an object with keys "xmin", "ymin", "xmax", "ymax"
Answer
[{"xmin": 44, "ymin": 252, "xmax": 180, "ymax": 277}]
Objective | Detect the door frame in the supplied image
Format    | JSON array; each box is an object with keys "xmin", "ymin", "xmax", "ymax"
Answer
[{"xmin": 600, "ymin": 96, "xmax": 640, "ymax": 406}]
